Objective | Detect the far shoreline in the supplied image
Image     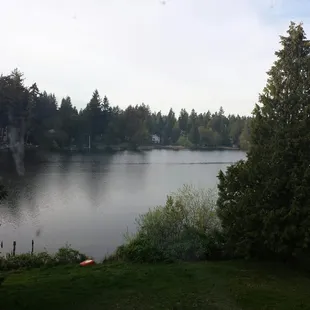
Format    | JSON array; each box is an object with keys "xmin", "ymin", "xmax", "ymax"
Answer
[
  {"xmin": 0, "ymin": 144, "xmax": 243, "ymax": 154},
  {"xmin": 137, "ymin": 145, "xmax": 241, "ymax": 151},
  {"xmin": 52, "ymin": 144, "xmax": 242, "ymax": 153}
]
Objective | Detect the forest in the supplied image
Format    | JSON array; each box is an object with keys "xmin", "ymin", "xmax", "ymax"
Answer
[{"xmin": 0, "ymin": 71, "xmax": 251, "ymax": 151}]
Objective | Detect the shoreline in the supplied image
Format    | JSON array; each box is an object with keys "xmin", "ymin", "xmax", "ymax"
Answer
[
  {"xmin": 0, "ymin": 144, "xmax": 242, "ymax": 155},
  {"xmin": 137, "ymin": 145, "xmax": 240, "ymax": 151},
  {"xmin": 38, "ymin": 144, "xmax": 240, "ymax": 153}
]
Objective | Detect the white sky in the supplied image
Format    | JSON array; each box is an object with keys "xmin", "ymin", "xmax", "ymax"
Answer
[{"xmin": 1, "ymin": 0, "xmax": 310, "ymax": 115}]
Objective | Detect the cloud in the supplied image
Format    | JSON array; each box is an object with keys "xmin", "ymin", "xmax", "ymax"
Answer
[{"xmin": 0, "ymin": 0, "xmax": 309, "ymax": 115}]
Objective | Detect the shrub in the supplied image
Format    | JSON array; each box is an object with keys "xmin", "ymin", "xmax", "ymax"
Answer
[
  {"xmin": 114, "ymin": 185, "xmax": 224, "ymax": 262},
  {"xmin": 54, "ymin": 245, "xmax": 88, "ymax": 264},
  {"xmin": 176, "ymin": 136, "xmax": 193, "ymax": 148},
  {"xmin": 0, "ymin": 245, "xmax": 88, "ymax": 271},
  {"xmin": 0, "ymin": 252, "xmax": 54, "ymax": 270}
]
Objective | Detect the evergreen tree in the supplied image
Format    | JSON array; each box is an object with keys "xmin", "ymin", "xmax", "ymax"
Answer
[
  {"xmin": 26, "ymin": 83, "xmax": 39, "ymax": 144},
  {"xmin": 101, "ymin": 95, "xmax": 112, "ymax": 138},
  {"xmin": 188, "ymin": 109, "xmax": 198, "ymax": 132},
  {"xmin": 171, "ymin": 123, "xmax": 181, "ymax": 143},
  {"xmin": 188, "ymin": 125, "xmax": 200, "ymax": 145},
  {"xmin": 123, "ymin": 105, "xmax": 149, "ymax": 146},
  {"xmin": 85, "ymin": 90, "xmax": 102, "ymax": 146},
  {"xmin": 58, "ymin": 96, "xmax": 78, "ymax": 146},
  {"xmin": 102, "ymin": 96, "xmax": 111, "ymax": 112},
  {"xmin": 0, "ymin": 72, "xmax": 252, "ymax": 150},
  {"xmin": 217, "ymin": 22, "xmax": 310, "ymax": 260},
  {"xmin": 0, "ymin": 69, "xmax": 29, "ymax": 175},
  {"xmin": 163, "ymin": 108, "xmax": 176, "ymax": 144},
  {"xmin": 239, "ymin": 118, "xmax": 251, "ymax": 150},
  {"xmin": 178, "ymin": 108, "xmax": 189, "ymax": 132},
  {"xmin": 203, "ymin": 111, "xmax": 211, "ymax": 127},
  {"xmin": 228, "ymin": 115, "xmax": 245, "ymax": 146}
]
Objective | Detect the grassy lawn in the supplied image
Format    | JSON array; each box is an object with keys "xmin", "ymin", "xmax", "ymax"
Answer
[{"xmin": 1, "ymin": 260, "xmax": 310, "ymax": 310}]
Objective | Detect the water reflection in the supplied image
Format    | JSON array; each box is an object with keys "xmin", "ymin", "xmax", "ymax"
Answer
[{"xmin": 0, "ymin": 150, "xmax": 246, "ymax": 259}]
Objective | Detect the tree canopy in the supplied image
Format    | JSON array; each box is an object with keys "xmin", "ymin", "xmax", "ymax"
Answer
[
  {"xmin": 0, "ymin": 72, "xmax": 250, "ymax": 152},
  {"xmin": 217, "ymin": 22, "xmax": 310, "ymax": 261}
]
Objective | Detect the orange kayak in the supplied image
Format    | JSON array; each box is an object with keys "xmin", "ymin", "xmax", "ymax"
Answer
[{"xmin": 80, "ymin": 259, "xmax": 95, "ymax": 266}]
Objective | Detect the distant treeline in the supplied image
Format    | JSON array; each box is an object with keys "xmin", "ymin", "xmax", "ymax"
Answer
[{"xmin": 0, "ymin": 70, "xmax": 251, "ymax": 151}]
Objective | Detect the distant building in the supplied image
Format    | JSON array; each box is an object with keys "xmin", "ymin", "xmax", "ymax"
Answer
[{"xmin": 151, "ymin": 134, "xmax": 160, "ymax": 144}]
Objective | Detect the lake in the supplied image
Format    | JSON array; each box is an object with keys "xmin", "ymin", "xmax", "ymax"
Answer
[{"xmin": 0, "ymin": 150, "xmax": 246, "ymax": 260}]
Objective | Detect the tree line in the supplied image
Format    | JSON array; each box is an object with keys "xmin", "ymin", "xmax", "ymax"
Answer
[{"xmin": 0, "ymin": 72, "xmax": 251, "ymax": 151}]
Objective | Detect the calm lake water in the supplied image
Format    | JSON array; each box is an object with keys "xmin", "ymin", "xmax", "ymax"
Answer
[{"xmin": 0, "ymin": 150, "xmax": 245, "ymax": 260}]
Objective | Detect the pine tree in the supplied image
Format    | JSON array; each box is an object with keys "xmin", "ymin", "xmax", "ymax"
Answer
[
  {"xmin": 0, "ymin": 69, "xmax": 29, "ymax": 175},
  {"xmin": 189, "ymin": 125, "xmax": 200, "ymax": 145},
  {"xmin": 217, "ymin": 22, "xmax": 310, "ymax": 260},
  {"xmin": 239, "ymin": 119, "xmax": 251, "ymax": 150},
  {"xmin": 85, "ymin": 90, "xmax": 103, "ymax": 146},
  {"xmin": 178, "ymin": 108, "xmax": 189, "ymax": 132},
  {"xmin": 102, "ymin": 96, "xmax": 111, "ymax": 112}
]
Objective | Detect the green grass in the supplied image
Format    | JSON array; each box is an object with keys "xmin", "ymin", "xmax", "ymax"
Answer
[{"xmin": 1, "ymin": 261, "xmax": 310, "ymax": 310}]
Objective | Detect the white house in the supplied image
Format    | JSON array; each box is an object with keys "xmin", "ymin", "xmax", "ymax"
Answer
[{"xmin": 151, "ymin": 134, "xmax": 160, "ymax": 144}]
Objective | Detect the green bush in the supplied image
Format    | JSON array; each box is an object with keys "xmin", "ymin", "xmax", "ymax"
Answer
[
  {"xmin": 0, "ymin": 245, "xmax": 88, "ymax": 271},
  {"xmin": 113, "ymin": 185, "xmax": 224, "ymax": 262},
  {"xmin": 176, "ymin": 136, "xmax": 193, "ymax": 148},
  {"xmin": 54, "ymin": 245, "xmax": 87, "ymax": 264}
]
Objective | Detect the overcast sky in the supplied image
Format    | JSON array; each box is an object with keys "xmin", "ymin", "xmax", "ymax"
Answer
[{"xmin": 1, "ymin": 0, "xmax": 309, "ymax": 116}]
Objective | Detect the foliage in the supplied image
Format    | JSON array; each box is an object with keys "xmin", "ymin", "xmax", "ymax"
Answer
[
  {"xmin": 113, "ymin": 185, "xmax": 224, "ymax": 262},
  {"xmin": 54, "ymin": 245, "xmax": 88, "ymax": 264},
  {"xmin": 171, "ymin": 124, "xmax": 181, "ymax": 143},
  {"xmin": 0, "ymin": 245, "xmax": 88, "ymax": 271},
  {"xmin": 217, "ymin": 22, "xmax": 310, "ymax": 261},
  {"xmin": 178, "ymin": 108, "xmax": 189, "ymax": 132},
  {"xmin": 198, "ymin": 126, "xmax": 222, "ymax": 146},
  {"xmin": 239, "ymin": 118, "xmax": 251, "ymax": 150},
  {"xmin": 188, "ymin": 125, "xmax": 200, "ymax": 145},
  {"xmin": 176, "ymin": 135, "xmax": 193, "ymax": 148},
  {"xmin": 0, "ymin": 69, "xmax": 250, "ymax": 151},
  {"xmin": 0, "ymin": 70, "xmax": 30, "ymax": 175}
]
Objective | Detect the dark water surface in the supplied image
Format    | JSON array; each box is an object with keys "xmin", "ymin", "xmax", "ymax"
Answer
[{"xmin": 0, "ymin": 150, "xmax": 245, "ymax": 260}]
